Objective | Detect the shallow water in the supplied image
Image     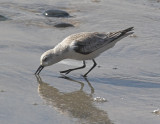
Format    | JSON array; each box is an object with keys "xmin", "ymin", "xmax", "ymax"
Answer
[{"xmin": 0, "ymin": 0, "xmax": 160, "ymax": 124}]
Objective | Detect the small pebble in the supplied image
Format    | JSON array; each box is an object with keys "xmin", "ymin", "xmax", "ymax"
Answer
[
  {"xmin": 0, "ymin": 90, "xmax": 5, "ymax": 92},
  {"xmin": 32, "ymin": 103, "xmax": 38, "ymax": 105},
  {"xmin": 152, "ymin": 109, "xmax": 160, "ymax": 115},
  {"xmin": 92, "ymin": 0, "xmax": 101, "ymax": 2},
  {"xmin": 113, "ymin": 67, "xmax": 118, "ymax": 70},
  {"xmin": 43, "ymin": 10, "xmax": 70, "ymax": 17},
  {"xmin": 97, "ymin": 65, "xmax": 101, "ymax": 68},
  {"xmin": 0, "ymin": 15, "xmax": 8, "ymax": 21},
  {"xmin": 54, "ymin": 22, "xmax": 74, "ymax": 28},
  {"xmin": 130, "ymin": 34, "xmax": 137, "ymax": 38},
  {"xmin": 93, "ymin": 97, "xmax": 107, "ymax": 102}
]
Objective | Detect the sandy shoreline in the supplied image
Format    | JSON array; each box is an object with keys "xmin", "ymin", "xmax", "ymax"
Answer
[{"xmin": 0, "ymin": 0, "xmax": 160, "ymax": 124}]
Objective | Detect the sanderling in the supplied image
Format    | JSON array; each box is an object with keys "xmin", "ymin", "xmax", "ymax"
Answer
[{"xmin": 35, "ymin": 27, "xmax": 134, "ymax": 77}]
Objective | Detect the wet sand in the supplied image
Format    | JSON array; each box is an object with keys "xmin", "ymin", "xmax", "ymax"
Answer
[{"xmin": 0, "ymin": 0, "xmax": 160, "ymax": 124}]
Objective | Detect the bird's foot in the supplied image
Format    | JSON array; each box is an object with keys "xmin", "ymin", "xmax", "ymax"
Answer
[
  {"xmin": 82, "ymin": 74, "xmax": 87, "ymax": 77},
  {"xmin": 60, "ymin": 69, "xmax": 72, "ymax": 75}
]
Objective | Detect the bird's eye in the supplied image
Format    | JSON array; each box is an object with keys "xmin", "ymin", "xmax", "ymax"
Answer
[{"xmin": 43, "ymin": 56, "xmax": 48, "ymax": 62}]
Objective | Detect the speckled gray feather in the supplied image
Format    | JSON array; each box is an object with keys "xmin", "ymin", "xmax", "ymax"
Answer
[{"xmin": 73, "ymin": 27, "xmax": 134, "ymax": 54}]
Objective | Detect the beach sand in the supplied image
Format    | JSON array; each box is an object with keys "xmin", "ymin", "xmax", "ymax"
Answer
[{"xmin": 0, "ymin": 0, "xmax": 160, "ymax": 124}]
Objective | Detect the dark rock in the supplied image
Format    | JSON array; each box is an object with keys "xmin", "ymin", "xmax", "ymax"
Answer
[
  {"xmin": 54, "ymin": 22, "xmax": 74, "ymax": 28},
  {"xmin": 0, "ymin": 15, "xmax": 8, "ymax": 21},
  {"xmin": 43, "ymin": 10, "xmax": 70, "ymax": 17},
  {"xmin": 113, "ymin": 67, "xmax": 118, "ymax": 70},
  {"xmin": 97, "ymin": 65, "xmax": 101, "ymax": 68}
]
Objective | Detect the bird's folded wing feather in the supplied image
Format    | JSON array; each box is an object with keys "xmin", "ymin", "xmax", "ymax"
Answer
[{"xmin": 73, "ymin": 32, "xmax": 122, "ymax": 54}]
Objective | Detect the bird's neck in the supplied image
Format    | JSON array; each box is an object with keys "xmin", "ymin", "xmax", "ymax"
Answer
[{"xmin": 53, "ymin": 43, "xmax": 68, "ymax": 60}]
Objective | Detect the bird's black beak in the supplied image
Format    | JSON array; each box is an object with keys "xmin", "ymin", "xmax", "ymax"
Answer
[{"xmin": 35, "ymin": 65, "xmax": 44, "ymax": 75}]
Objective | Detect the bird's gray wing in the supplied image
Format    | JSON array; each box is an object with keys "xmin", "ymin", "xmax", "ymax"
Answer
[
  {"xmin": 73, "ymin": 32, "xmax": 122, "ymax": 54},
  {"xmin": 72, "ymin": 33, "xmax": 107, "ymax": 54},
  {"xmin": 73, "ymin": 27, "xmax": 134, "ymax": 54}
]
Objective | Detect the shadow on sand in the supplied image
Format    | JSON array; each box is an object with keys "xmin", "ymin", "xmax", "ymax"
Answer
[
  {"xmin": 88, "ymin": 77, "xmax": 160, "ymax": 88},
  {"xmin": 35, "ymin": 75, "xmax": 113, "ymax": 124}
]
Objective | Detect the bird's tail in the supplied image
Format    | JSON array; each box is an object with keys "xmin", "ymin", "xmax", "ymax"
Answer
[
  {"xmin": 114, "ymin": 27, "xmax": 134, "ymax": 40},
  {"xmin": 121, "ymin": 27, "xmax": 134, "ymax": 35},
  {"xmin": 106, "ymin": 27, "xmax": 134, "ymax": 42}
]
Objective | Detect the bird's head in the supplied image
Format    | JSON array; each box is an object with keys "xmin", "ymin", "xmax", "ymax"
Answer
[
  {"xmin": 35, "ymin": 49, "xmax": 59, "ymax": 75},
  {"xmin": 40, "ymin": 50, "xmax": 55, "ymax": 67}
]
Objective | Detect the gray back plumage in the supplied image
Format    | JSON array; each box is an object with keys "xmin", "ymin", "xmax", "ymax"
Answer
[{"xmin": 72, "ymin": 27, "xmax": 134, "ymax": 54}]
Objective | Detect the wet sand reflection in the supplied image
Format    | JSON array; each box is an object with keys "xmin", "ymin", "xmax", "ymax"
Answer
[{"xmin": 36, "ymin": 75, "xmax": 113, "ymax": 124}]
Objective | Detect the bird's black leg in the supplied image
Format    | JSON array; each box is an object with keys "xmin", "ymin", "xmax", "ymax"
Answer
[
  {"xmin": 60, "ymin": 61, "xmax": 86, "ymax": 75},
  {"xmin": 83, "ymin": 59, "xmax": 97, "ymax": 77}
]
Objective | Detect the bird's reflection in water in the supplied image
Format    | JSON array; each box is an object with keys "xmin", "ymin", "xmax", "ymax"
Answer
[{"xmin": 36, "ymin": 75, "xmax": 112, "ymax": 124}]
